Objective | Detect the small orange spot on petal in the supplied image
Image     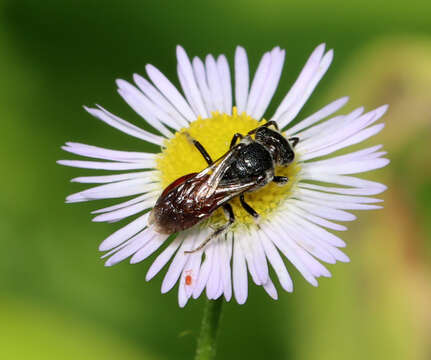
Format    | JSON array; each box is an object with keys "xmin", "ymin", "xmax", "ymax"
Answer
[{"xmin": 185, "ymin": 275, "xmax": 192, "ymax": 286}]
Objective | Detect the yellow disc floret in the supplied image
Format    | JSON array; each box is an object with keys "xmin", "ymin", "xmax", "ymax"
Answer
[{"xmin": 156, "ymin": 108, "xmax": 300, "ymax": 231}]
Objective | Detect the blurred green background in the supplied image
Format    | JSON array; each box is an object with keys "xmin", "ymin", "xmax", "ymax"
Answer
[{"xmin": 1, "ymin": 0, "xmax": 430, "ymax": 359}]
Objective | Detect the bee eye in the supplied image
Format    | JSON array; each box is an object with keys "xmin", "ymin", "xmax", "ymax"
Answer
[{"xmin": 281, "ymin": 151, "xmax": 295, "ymax": 166}]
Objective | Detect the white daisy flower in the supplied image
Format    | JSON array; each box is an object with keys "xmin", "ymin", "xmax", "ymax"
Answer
[{"xmin": 59, "ymin": 44, "xmax": 389, "ymax": 307}]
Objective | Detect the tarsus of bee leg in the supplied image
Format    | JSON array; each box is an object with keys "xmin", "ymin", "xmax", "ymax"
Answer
[
  {"xmin": 184, "ymin": 224, "xmax": 231, "ymax": 254},
  {"xmin": 185, "ymin": 204, "xmax": 234, "ymax": 254}
]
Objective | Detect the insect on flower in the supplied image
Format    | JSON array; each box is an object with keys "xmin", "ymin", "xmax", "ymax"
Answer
[
  {"xmin": 149, "ymin": 121, "xmax": 299, "ymax": 253},
  {"xmin": 58, "ymin": 44, "xmax": 390, "ymax": 306}
]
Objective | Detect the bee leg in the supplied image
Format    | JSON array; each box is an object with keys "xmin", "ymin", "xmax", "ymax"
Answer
[
  {"xmin": 184, "ymin": 204, "xmax": 235, "ymax": 254},
  {"xmin": 262, "ymin": 120, "xmax": 279, "ymax": 131},
  {"xmin": 248, "ymin": 120, "xmax": 279, "ymax": 135},
  {"xmin": 230, "ymin": 133, "xmax": 244, "ymax": 148},
  {"xmin": 288, "ymin": 137, "xmax": 299, "ymax": 148},
  {"xmin": 183, "ymin": 132, "xmax": 213, "ymax": 165},
  {"xmin": 273, "ymin": 176, "xmax": 289, "ymax": 185},
  {"xmin": 240, "ymin": 195, "xmax": 259, "ymax": 219},
  {"xmin": 222, "ymin": 203, "xmax": 235, "ymax": 222}
]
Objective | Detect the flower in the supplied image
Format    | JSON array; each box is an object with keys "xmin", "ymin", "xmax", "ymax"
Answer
[{"xmin": 58, "ymin": 44, "xmax": 389, "ymax": 306}]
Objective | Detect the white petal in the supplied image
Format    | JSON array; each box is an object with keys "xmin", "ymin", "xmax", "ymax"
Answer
[
  {"xmin": 275, "ymin": 215, "xmax": 336, "ymax": 264},
  {"xmin": 178, "ymin": 274, "xmax": 189, "ymax": 308},
  {"xmin": 193, "ymin": 240, "xmax": 214, "ymax": 299},
  {"xmin": 301, "ymin": 148, "xmax": 388, "ymax": 176},
  {"xmin": 70, "ymin": 171, "xmax": 148, "ymax": 184},
  {"xmin": 177, "ymin": 66, "xmax": 200, "ymax": 117},
  {"xmin": 285, "ymin": 212, "xmax": 346, "ymax": 248},
  {"xmin": 146, "ymin": 64, "xmax": 196, "ymax": 122},
  {"xmin": 308, "ymin": 158, "xmax": 389, "ymax": 175},
  {"xmin": 220, "ymin": 233, "xmax": 233, "ymax": 301},
  {"xmin": 297, "ymin": 188, "xmax": 381, "ymax": 204},
  {"xmin": 181, "ymin": 237, "xmax": 205, "ymax": 299},
  {"xmin": 261, "ymin": 222, "xmax": 318, "ymax": 286},
  {"xmin": 217, "ymin": 55, "xmax": 232, "ymax": 115},
  {"xmin": 325, "ymin": 246, "xmax": 350, "ymax": 263},
  {"xmin": 303, "ymin": 145, "xmax": 383, "ymax": 167},
  {"xmin": 62, "ymin": 142, "xmax": 156, "ymax": 162},
  {"xmin": 300, "ymin": 123, "xmax": 385, "ymax": 161},
  {"xmin": 233, "ymin": 236, "xmax": 248, "ymax": 304},
  {"xmin": 91, "ymin": 191, "xmax": 158, "ymax": 215},
  {"xmin": 85, "ymin": 106, "xmax": 165, "ymax": 145},
  {"xmin": 192, "ymin": 56, "xmax": 215, "ymax": 114},
  {"xmin": 213, "ymin": 275, "xmax": 224, "ymax": 300},
  {"xmin": 273, "ymin": 44, "xmax": 330, "ymax": 126},
  {"xmin": 258, "ymin": 230, "xmax": 293, "ymax": 292},
  {"xmin": 116, "ymin": 80, "xmax": 173, "ymax": 138},
  {"xmin": 280, "ymin": 48, "xmax": 333, "ymax": 128},
  {"xmin": 252, "ymin": 47, "xmax": 285, "ymax": 120},
  {"xmin": 92, "ymin": 198, "xmax": 156, "ymax": 222},
  {"xmin": 234, "ymin": 46, "xmax": 249, "ymax": 114},
  {"xmin": 65, "ymin": 178, "xmax": 159, "ymax": 203},
  {"xmin": 161, "ymin": 232, "xmax": 196, "ymax": 294},
  {"xmin": 295, "ymin": 189, "xmax": 383, "ymax": 210},
  {"xmin": 298, "ymin": 198, "xmax": 382, "ymax": 211},
  {"xmin": 146, "ymin": 236, "xmax": 182, "ymax": 281},
  {"xmin": 99, "ymin": 213, "xmax": 149, "ymax": 251},
  {"xmin": 206, "ymin": 239, "xmax": 222, "ymax": 299},
  {"xmin": 285, "ymin": 214, "xmax": 350, "ymax": 263},
  {"xmin": 133, "ymin": 73, "xmax": 188, "ymax": 128},
  {"xmin": 130, "ymin": 236, "xmax": 166, "ymax": 264},
  {"xmin": 270, "ymin": 218, "xmax": 331, "ymax": 278},
  {"xmin": 289, "ymin": 205, "xmax": 348, "ymax": 231},
  {"xmin": 58, "ymin": 159, "xmax": 154, "ymax": 171},
  {"xmin": 250, "ymin": 231, "xmax": 269, "ymax": 285},
  {"xmin": 299, "ymin": 106, "xmax": 387, "ymax": 154},
  {"xmin": 240, "ymin": 230, "xmax": 268, "ymax": 286},
  {"xmin": 276, "ymin": 47, "xmax": 333, "ymax": 129},
  {"xmin": 297, "ymin": 107, "xmax": 364, "ymax": 143},
  {"xmin": 299, "ymin": 173, "xmax": 388, "ymax": 195},
  {"xmin": 292, "ymin": 199, "xmax": 356, "ymax": 221},
  {"xmin": 285, "ymin": 97, "xmax": 349, "ymax": 136},
  {"xmin": 239, "ymin": 235, "xmax": 261, "ymax": 286},
  {"xmin": 116, "ymin": 90, "xmax": 173, "ymax": 136},
  {"xmin": 262, "ymin": 278, "xmax": 278, "ymax": 300},
  {"xmin": 176, "ymin": 46, "xmax": 208, "ymax": 118},
  {"xmin": 246, "ymin": 51, "xmax": 271, "ymax": 117},
  {"xmin": 205, "ymin": 54, "xmax": 224, "ymax": 113},
  {"xmin": 104, "ymin": 228, "xmax": 158, "ymax": 266},
  {"xmin": 298, "ymin": 181, "xmax": 385, "ymax": 196},
  {"xmin": 71, "ymin": 171, "xmax": 154, "ymax": 184}
]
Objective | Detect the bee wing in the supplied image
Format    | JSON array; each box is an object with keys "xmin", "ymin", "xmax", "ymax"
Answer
[
  {"xmin": 213, "ymin": 180, "xmax": 259, "ymax": 207},
  {"xmin": 206, "ymin": 147, "xmax": 240, "ymax": 187},
  {"xmin": 199, "ymin": 144, "xmax": 247, "ymax": 196}
]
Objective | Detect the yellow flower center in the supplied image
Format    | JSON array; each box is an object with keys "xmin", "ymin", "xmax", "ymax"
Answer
[{"xmin": 156, "ymin": 108, "xmax": 300, "ymax": 231}]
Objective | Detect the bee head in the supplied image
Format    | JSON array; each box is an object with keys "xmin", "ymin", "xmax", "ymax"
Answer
[{"xmin": 255, "ymin": 127, "xmax": 295, "ymax": 166}]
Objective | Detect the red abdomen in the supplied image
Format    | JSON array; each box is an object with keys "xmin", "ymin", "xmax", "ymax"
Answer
[{"xmin": 149, "ymin": 173, "xmax": 220, "ymax": 234}]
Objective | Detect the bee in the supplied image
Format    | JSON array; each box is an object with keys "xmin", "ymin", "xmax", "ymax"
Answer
[{"xmin": 148, "ymin": 121, "xmax": 299, "ymax": 253}]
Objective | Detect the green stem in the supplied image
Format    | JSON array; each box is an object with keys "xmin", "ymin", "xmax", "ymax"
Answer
[{"xmin": 194, "ymin": 298, "xmax": 224, "ymax": 360}]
